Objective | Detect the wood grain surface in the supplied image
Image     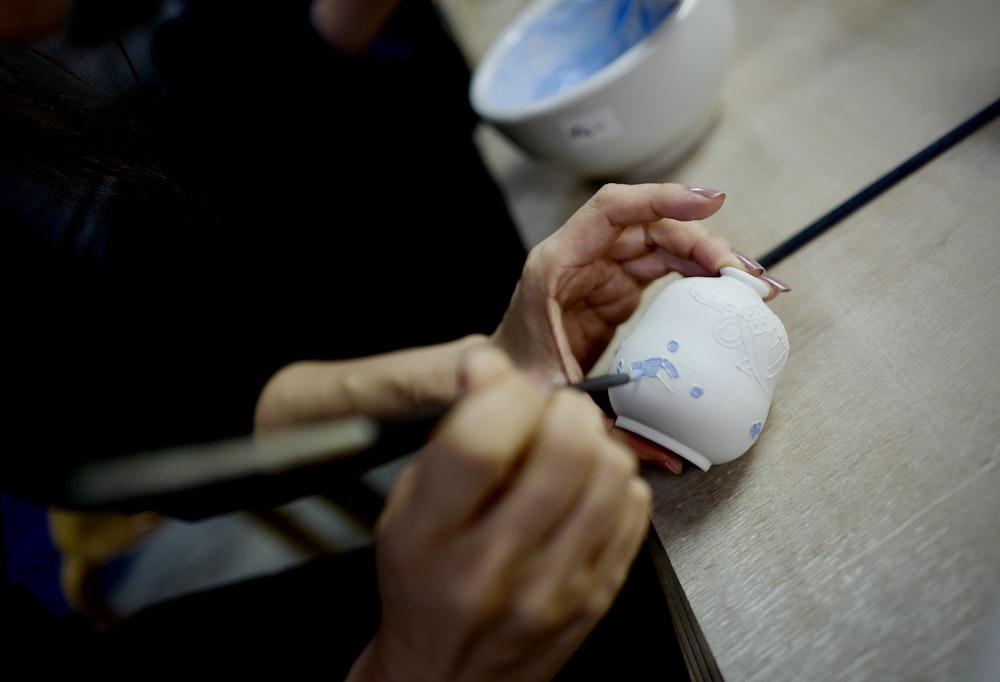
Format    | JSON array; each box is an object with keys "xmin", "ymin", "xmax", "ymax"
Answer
[{"xmin": 645, "ymin": 115, "xmax": 1000, "ymax": 681}]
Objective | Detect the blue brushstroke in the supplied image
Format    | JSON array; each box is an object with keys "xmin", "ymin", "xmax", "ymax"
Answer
[{"xmin": 630, "ymin": 357, "xmax": 679, "ymax": 379}]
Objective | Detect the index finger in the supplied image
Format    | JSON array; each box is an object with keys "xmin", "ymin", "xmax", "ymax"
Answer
[{"xmin": 558, "ymin": 183, "xmax": 726, "ymax": 256}]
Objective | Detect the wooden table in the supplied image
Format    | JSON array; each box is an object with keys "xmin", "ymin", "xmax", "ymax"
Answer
[
  {"xmin": 438, "ymin": 0, "xmax": 1000, "ymax": 679},
  {"xmin": 649, "ymin": 114, "xmax": 1000, "ymax": 681}
]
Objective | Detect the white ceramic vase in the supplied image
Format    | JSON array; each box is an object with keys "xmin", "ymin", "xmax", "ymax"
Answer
[{"xmin": 607, "ymin": 267, "xmax": 790, "ymax": 470}]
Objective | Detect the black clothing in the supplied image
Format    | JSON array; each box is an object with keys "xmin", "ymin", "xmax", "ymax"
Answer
[
  {"xmin": 0, "ymin": 5, "xmax": 690, "ymax": 677},
  {"xmin": 2, "ymin": 0, "xmax": 524, "ymax": 645},
  {"xmin": 2, "ymin": 0, "xmax": 527, "ymax": 504}
]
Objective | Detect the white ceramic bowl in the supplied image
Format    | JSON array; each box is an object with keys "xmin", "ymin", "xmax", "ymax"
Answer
[
  {"xmin": 469, "ymin": 0, "xmax": 736, "ymax": 179},
  {"xmin": 607, "ymin": 268, "xmax": 790, "ymax": 470}
]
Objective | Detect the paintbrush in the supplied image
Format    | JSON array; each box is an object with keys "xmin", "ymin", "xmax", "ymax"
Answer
[
  {"xmin": 567, "ymin": 372, "xmax": 632, "ymax": 392},
  {"xmin": 65, "ymin": 374, "xmax": 634, "ymax": 511}
]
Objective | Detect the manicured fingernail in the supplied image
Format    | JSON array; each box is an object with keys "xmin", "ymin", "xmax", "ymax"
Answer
[
  {"xmin": 759, "ymin": 272, "xmax": 791, "ymax": 294},
  {"xmin": 663, "ymin": 457, "xmax": 685, "ymax": 475},
  {"xmin": 731, "ymin": 250, "xmax": 765, "ymax": 276},
  {"xmin": 688, "ymin": 186, "xmax": 725, "ymax": 200},
  {"xmin": 646, "ymin": 457, "xmax": 684, "ymax": 475}
]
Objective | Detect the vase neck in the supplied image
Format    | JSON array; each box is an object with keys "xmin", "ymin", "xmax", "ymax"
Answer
[{"xmin": 719, "ymin": 266, "xmax": 770, "ymax": 299}]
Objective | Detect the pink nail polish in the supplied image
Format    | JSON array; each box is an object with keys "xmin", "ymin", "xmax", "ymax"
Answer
[
  {"xmin": 759, "ymin": 272, "xmax": 791, "ymax": 293},
  {"xmin": 731, "ymin": 250, "xmax": 765, "ymax": 276},
  {"xmin": 689, "ymin": 186, "xmax": 725, "ymax": 200},
  {"xmin": 645, "ymin": 457, "xmax": 684, "ymax": 475}
]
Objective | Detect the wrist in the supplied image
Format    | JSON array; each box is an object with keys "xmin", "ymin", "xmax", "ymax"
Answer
[
  {"xmin": 345, "ymin": 636, "xmax": 413, "ymax": 682},
  {"xmin": 345, "ymin": 641, "xmax": 382, "ymax": 682},
  {"xmin": 254, "ymin": 335, "xmax": 490, "ymax": 432},
  {"xmin": 309, "ymin": 0, "xmax": 401, "ymax": 54}
]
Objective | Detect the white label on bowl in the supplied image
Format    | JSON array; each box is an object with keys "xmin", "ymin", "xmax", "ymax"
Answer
[{"xmin": 557, "ymin": 108, "xmax": 623, "ymax": 148}]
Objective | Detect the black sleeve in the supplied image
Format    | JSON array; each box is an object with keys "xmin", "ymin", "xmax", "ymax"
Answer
[
  {"xmin": 2, "ymin": 199, "xmax": 276, "ymax": 514},
  {"xmin": 1, "ymin": 0, "xmax": 526, "ymax": 516}
]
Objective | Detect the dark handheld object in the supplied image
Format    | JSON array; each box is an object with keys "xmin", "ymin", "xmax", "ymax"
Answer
[
  {"xmin": 64, "ymin": 375, "xmax": 630, "ymax": 516},
  {"xmin": 568, "ymin": 372, "xmax": 631, "ymax": 392}
]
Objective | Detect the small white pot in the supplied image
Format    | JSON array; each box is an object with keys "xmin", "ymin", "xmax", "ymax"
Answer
[{"xmin": 608, "ymin": 267, "xmax": 790, "ymax": 470}]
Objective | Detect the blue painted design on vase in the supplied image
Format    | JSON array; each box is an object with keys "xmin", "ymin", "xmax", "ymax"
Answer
[
  {"xmin": 630, "ymin": 357, "xmax": 678, "ymax": 379},
  {"xmin": 749, "ymin": 421, "xmax": 762, "ymax": 440},
  {"xmin": 667, "ymin": 340, "xmax": 679, "ymax": 352},
  {"xmin": 690, "ymin": 386, "xmax": 703, "ymax": 398}
]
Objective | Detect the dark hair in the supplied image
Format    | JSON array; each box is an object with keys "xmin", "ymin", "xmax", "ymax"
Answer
[{"xmin": 0, "ymin": 38, "xmax": 182, "ymax": 207}]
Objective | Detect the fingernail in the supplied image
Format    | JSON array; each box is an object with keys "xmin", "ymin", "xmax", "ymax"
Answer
[
  {"xmin": 759, "ymin": 272, "xmax": 791, "ymax": 294},
  {"xmin": 731, "ymin": 250, "xmax": 765, "ymax": 276},
  {"xmin": 646, "ymin": 457, "xmax": 684, "ymax": 475},
  {"xmin": 688, "ymin": 186, "xmax": 725, "ymax": 200}
]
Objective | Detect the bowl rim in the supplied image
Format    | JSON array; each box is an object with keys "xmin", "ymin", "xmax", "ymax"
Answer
[{"xmin": 470, "ymin": 0, "xmax": 697, "ymax": 121}]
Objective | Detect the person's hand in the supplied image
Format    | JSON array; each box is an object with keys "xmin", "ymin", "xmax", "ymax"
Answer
[
  {"xmin": 0, "ymin": 0, "xmax": 69, "ymax": 40},
  {"xmin": 492, "ymin": 183, "xmax": 746, "ymax": 382},
  {"xmin": 310, "ymin": 0, "xmax": 401, "ymax": 53},
  {"xmin": 490, "ymin": 182, "xmax": 789, "ymax": 474},
  {"xmin": 347, "ymin": 345, "xmax": 652, "ymax": 682},
  {"xmin": 253, "ymin": 182, "xmax": 790, "ymax": 473}
]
